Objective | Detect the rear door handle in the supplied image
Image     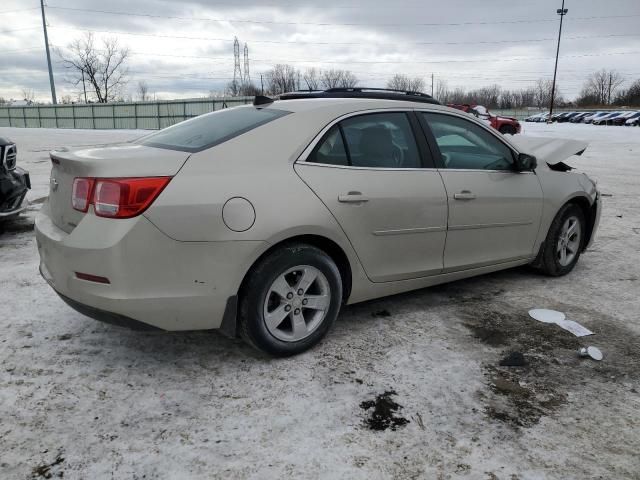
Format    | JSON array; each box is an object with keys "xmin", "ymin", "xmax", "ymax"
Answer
[
  {"xmin": 454, "ymin": 191, "xmax": 476, "ymax": 200},
  {"xmin": 338, "ymin": 191, "xmax": 369, "ymax": 203}
]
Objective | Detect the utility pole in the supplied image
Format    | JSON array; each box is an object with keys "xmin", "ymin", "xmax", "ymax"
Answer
[
  {"xmin": 81, "ymin": 70, "xmax": 88, "ymax": 103},
  {"xmin": 548, "ymin": 0, "xmax": 567, "ymax": 122},
  {"xmin": 431, "ymin": 73, "xmax": 434, "ymax": 96},
  {"xmin": 40, "ymin": 0, "xmax": 57, "ymax": 104},
  {"xmin": 260, "ymin": 74, "xmax": 264, "ymax": 95}
]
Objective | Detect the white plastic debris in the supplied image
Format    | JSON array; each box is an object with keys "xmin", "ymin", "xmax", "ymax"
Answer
[
  {"xmin": 528, "ymin": 309, "xmax": 594, "ymax": 337},
  {"xmin": 528, "ymin": 309, "xmax": 566, "ymax": 324},
  {"xmin": 579, "ymin": 346, "xmax": 603, "ymax": 361}
]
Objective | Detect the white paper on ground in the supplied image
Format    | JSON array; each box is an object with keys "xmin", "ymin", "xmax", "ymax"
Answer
[
  {"xmin": 528, "ymin": 309, "xmax": 566, "ymax": 324},
  {"xmin": 528, "ymin": 309, "xmax": 594, "ymax": 337},
  {"xmin": 554, "ymin": 318, "xmax": 594, "ymax": 337}
]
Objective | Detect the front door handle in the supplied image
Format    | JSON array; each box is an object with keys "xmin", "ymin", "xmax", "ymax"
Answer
[
  {"xmin": 454, "ymin": 191, "xmax": 476, "ymax": 201},
  {"xmin": 338, "ymin": 191, "xmax": 369, "ymax": 203}
]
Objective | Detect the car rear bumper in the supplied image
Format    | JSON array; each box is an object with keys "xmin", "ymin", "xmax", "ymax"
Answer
[{"xmin": 35, "ymin": 201, "xmax": 266, "ymax": 331}]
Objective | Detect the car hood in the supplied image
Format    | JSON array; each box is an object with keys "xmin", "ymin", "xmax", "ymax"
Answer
[{"xmin": 509, "ymin": 136, "xmax": 588, "ymax": 165}]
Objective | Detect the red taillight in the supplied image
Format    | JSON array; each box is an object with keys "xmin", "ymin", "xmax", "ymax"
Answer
[
  {"xmin": 72, "ymin": 177, "xmax": 171, "ymax": 218},
  {"xmin": 72, "ymin": 178, "xmax": 95, "ymax": 212}
]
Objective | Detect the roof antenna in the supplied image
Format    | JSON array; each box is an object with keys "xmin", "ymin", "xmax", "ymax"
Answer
[{"xmin": 253, "ymin": 95, "xmax": 274, "ymax": 107}]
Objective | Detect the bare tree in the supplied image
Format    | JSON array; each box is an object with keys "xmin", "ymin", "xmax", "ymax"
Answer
[
  {"xmin": 303, "ymin": 68, "xmax": 320, "ymax": 90},
  {"xmin": 386, "ymin": 74, "xmax": 425, "ymax": 92},
  {"xmin": 265, "ymin": 64, "xmax": 298, "ymax": 95},
  {"xmin": 137, "ymin": 80, "xmax": 149, "ymax": 101},
  {"xmin": 21, "ymin": 88, "xmax": 35, "ymax": 104},
  {"xmin": 339, "ymin": 70, "xmax": 358, "ymax": 88},
  {"xmin": 319, "ymin": 69, "xmax": 343, "ymax": 89},
  {"xmin": 434, "ymin": 79, "xmax": 450, "ymax": 103},
  {"xmin": 578, "ymin": 69, "xmax": 624, "ymax": 105},
  {"xmin": 57, "ymin": 33, "xmax": 129, "ymax": 103}
]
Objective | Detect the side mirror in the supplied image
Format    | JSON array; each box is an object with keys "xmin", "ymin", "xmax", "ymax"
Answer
[{"xmin": 515, "ymin": 153, "xmax": 537, "ymax": 171}]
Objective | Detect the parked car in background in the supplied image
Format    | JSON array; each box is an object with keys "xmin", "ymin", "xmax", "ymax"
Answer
[
  {"xmin": 525, "ymin": 112, "xmax": 547, "ymax": 122},
  {"xmin": 609, "ymin": 111, "xmax": 638, "ymax": 126},
  {"xmin": 592, "ymin": 112, "xmax": 623, "ymax": 125},
  {"xmin": 569, "ymin": 112, "xmax": 590, "ymax": 123},
  {"xmin": 36, "ymin": 88, "xmax": 601, "ymax": 356},
  {"xmin": 447, "ymin": 104, "xmax": 521, "ymax": 134},
  {"xmin": 583, "ymin": 112, "xmax": 609, "ymax": 124},
  {"xmin": 625, "ymin": 112, "xmax": 640, "ymax": 126},
  {"xmin": 0, "ymin": 137, "xmax": 30, "ymax": 223}
]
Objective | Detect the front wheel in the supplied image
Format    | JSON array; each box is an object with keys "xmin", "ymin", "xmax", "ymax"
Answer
[
  {"xmin": 532, "ymin": 203, "xmax": 586, "ymax": 276},
  {"xmin": 239, "ymin": 244, "xmax": 343, "ymax": 356}
]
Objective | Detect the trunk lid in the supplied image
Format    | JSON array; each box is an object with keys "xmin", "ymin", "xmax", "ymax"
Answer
[{"xmin": 48, "ymin": 143, "xmax": 190, "ymax": 233}]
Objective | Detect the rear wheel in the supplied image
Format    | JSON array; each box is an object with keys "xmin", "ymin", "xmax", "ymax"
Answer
[
  {"xmin": 499, "ymin": 124, "xmax": 517, "ymax": 135},
  {"xmin": 239, "ymin": 244, "xmax": 343, "ymax": 356},
  {"xmin": 532, "ymin": 203, "xmax": 586, "ymax": 276}
]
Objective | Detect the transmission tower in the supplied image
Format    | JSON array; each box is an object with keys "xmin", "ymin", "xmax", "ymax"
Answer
[
  {"xmin": 243, "ymin": 43, "xmax": 250, "ymax": 86},
  {"xmin": 233, "ymin": 37, "xmax": 242, "ymax": 89}
]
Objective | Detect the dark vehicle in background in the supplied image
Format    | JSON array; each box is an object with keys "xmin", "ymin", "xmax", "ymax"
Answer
[
  {"xmin": 0, "ymin": 137, "xmax": 30, "ymax": 222},
  {"xmin": 625, "ymin": 113, "xmax": 640, "ymax": 126},
  {"xmin": 583, "ymin": 112, "xmax": 608, "ymax": 124},
  {"xmin": 558, "ymin": 112, "xmax": 583, "ymax": 123},
  {"xmin": 570, "ymin": 112, "xmax": 590, "ymax": 123},
  {"xmin": 447, "ymin": 104, "xmax": 521, "ymax": 134},
  {"xmin": 592, "ymin": 112, "xmax": 623, "ymax": 125},
  {"xmin": 608, "ymin": 111, "xmax": 639, "ymax": 125}
]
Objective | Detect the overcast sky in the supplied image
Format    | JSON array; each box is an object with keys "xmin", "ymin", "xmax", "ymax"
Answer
[{"xmin": 1, "ymin": 0, "xmax": 639, "ymax": 103}]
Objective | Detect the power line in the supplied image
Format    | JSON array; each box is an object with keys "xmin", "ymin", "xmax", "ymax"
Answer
[
  {"xmin": 0, "ymin": 26, "xmax": 42, "ymax": 34},
  {"xmin": 70, "ymin": 48, "xmax": 639, "ymax": 65},
  {"xmin": 0, "ymin": 7, "xmax": 40, "ymax": 15},
  {"xmin": 47, "ymin": 25, "xmax": 640, "ymax": 46},
  {"xmin": 44, "ymin": 5, "xmax": 640, "ymax": 28}
]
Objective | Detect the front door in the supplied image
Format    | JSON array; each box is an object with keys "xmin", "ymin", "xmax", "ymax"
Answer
[
  {"xmin": 295, "ymin": 111, "xmax": 448, "ymax": 283},
  {"xmin": 419, "ymin": 111, "xmax": 544, "ymax": 272}
]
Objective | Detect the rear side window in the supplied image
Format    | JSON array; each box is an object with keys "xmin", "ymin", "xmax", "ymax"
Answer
[
  {"xmin": 307, "ymin": 126, "xmax": 349, "ymax": 166},
  {"xmin": 307, "ymin": 112, "xmax": 423, "ymax": 169},
  {"xmin": 135, "ymin": 106, "xmax": 290, "ymax": 152}
]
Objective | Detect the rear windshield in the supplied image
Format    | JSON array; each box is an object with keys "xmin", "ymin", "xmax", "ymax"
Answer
[{"xmin": 135, "ymin": 106, "xmax": 290, "ymax": 152}]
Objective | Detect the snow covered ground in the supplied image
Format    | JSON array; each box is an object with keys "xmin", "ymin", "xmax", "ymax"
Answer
[{"xmin": 1, "ymin": 123, "xmax": 639, "ymax": 480}]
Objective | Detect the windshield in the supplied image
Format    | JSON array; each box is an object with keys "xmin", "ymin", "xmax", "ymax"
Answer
[{"xmin": 135, "ymin": 106, "xmax": 290, "ymax": 152}]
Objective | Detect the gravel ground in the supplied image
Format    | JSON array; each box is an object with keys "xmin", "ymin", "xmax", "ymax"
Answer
[{"xmin": 1, "ymin": 123, "xmax": 639, "ymax": 480}]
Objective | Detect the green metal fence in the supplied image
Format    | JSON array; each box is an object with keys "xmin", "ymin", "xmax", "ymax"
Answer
[{"xmin": 0, "ymin": 97, "xmax": 253, "ymax": 130}]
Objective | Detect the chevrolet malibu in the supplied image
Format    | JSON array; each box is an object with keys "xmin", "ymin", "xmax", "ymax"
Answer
[{"xmin": 36, "ymin": 89, "xmax": 601, "ymax": 356}]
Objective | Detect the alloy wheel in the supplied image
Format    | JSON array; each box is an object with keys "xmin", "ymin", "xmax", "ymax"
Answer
[
  {"xmin": 557, "ymin": 215, "xmax": 581, "ymax": 267},
  {"xmin": 263, "ymin": 265, "xmax": 331, "ymax": 342}
]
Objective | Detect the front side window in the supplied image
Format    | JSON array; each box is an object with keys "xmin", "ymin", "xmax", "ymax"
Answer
[
  {"xmin": 135, "ymin": 106, "xmax": 290, "ymax": 152},
  {"xmin": 421, "ymin": 112, "xmax": 514, "ymax": 171}
]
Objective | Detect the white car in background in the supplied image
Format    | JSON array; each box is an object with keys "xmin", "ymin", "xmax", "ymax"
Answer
[{"xmin": 36, "ymin": 88, "xmax": 601, "ymax": 356}]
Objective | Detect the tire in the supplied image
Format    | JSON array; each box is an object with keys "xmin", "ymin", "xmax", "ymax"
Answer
[
  {"xmin": 532, "ymin": 203, "xmax": 586, "ymax": 276},
  {"xmin": 499, "ymin": 124, "xmax": 517, "ymax": 135},
  {"xmin": 239, "ymin": 243, "xmax": 343, "ymax": 356}
]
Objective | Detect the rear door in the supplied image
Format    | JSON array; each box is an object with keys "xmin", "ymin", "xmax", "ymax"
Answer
[
  {"xmin": 418, "ymin": 111, "xmax": 544, "ymax": 272},
  {"xmin": 295, "ymin": 111, "xmax": 448, "ymax": 283}
]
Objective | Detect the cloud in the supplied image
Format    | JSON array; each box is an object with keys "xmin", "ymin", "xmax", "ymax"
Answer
[{"xmin": 1, "ymin": 0, "xmax": 639, "ymax": 102}]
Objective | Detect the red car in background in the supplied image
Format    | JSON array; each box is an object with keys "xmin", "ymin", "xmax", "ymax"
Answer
[{"xmin": 447, "ymin": 104, "xmax": 521, "ymax": 135}]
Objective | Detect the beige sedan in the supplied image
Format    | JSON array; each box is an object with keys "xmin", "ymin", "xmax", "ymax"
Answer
[{"xmin": 36, "ymin": 90, "xmax": 600, "ymax": 356}]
